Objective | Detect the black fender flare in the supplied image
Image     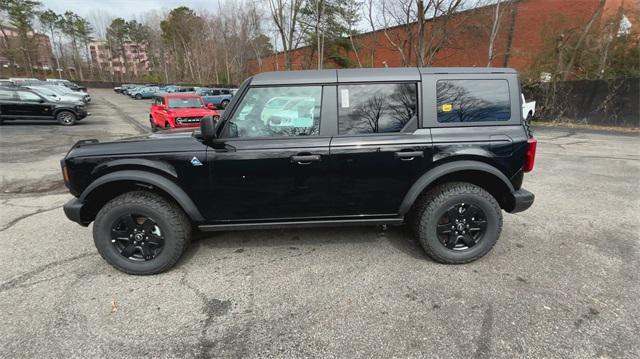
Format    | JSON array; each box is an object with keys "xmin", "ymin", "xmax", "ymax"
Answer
[
  {"xmin": 79, "ymin": 170, "xmax": 204, "ymax": 222},
  {"xmin": 91, "ymin": 158, "xmax": 178, "ymax": 178},
  {"xmin": 398, "ymin": 160, "xmax": 514, "ymax": 215}
]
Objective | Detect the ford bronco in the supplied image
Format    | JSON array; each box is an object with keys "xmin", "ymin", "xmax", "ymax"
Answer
[{"xmin": 62, "ymin": 68, "xmax": 536, "ymax": 275}]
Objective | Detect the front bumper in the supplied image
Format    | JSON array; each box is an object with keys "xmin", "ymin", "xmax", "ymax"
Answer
[
  {"xmin": 63, "ymin": 197, "xmax": 89, "ymax": 226},
  {"xmin": 509, "ymin": 188, "xmax": 535, "ymax": 213}
]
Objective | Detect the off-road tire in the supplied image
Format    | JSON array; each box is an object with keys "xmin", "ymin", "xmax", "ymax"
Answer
[
  {"xmin": 412, "ymin": 182, "xmax": 502, "ymax": 264},
  {"xmin": 93, "ymin": 191, "xmax": 191, "ymax": 275},
  {"xmin": 150, "ymin": 118, "xmax": 158, "ymax": 132},
  {"xmin": 56, "ymin": 110, "xmax": 76, "ymax": 126}
]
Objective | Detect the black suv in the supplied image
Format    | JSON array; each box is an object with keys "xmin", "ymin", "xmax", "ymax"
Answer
[
  {"xmin": 0, "ymin": 86, "xmax": 88, "ymax": 125},
  {"xmin": 62, "ymin": 68, "xmax": 536, "ymax": 274}
]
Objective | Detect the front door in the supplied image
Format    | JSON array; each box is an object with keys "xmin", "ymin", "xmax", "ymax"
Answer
[
  {"xmin": 328, "ymin": 82, "xmax": 433, "ymax": 216},
  {"xmin": 204, "ymin": 85, "xmax": 333, "ymax": 222},
  {"xmin": 14, "ymin": 90, "xmax": 52, "ymax": 117}
]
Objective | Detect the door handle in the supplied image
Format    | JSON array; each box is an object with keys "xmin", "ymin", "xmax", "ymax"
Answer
[
  {"xmin": 394, "ymin": 151, "xmax": 424, "ymax": 161},
  {"xmin": 291, "ymin": 154, "xmax": 321, "ymax": 165}
]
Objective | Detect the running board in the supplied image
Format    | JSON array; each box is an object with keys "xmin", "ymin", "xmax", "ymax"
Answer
[{"xmin": 198, "ymin": 218, "xmax": 404, "ymax": 232}]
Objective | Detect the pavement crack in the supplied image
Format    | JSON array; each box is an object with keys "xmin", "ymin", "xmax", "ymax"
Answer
[
  {"xmin": 0, "ymin": 205, "xmax": 63, "ymax": 232},
  {"xmin": 0, "ymin": 252, "xmax": 96, "ymax": 292},
  {"xmin": 473, "ymin": 303, "xmax": 494, "ymax": 359}
]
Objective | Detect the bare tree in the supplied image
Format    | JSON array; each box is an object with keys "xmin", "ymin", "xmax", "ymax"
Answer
[
  {"xmin": 268, "ymin": 0, "xmax": 305, "ymax": 70},
  {"xmin": 486, "ymin": 0, "xmax": 501, "ymax": 66}
]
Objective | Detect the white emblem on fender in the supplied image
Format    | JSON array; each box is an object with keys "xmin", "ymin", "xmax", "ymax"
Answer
[{"xmin": 190, "ymin": 157, "xmax": 203, "ymax": 166}]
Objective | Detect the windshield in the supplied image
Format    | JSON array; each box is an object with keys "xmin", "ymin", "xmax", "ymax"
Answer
[{"xmin": 167, "ymin": 97, "xmax": 203, "ymax": 109}]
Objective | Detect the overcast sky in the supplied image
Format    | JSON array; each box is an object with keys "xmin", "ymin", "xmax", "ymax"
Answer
[{"xmin": 39, "ymin": 0, "xmax": 222, "ymax": 20}]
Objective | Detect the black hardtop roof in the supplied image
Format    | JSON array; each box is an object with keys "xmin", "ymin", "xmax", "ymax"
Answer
[{"xmin": 250, "ymin": 67, "xmax": 517, "ymax": 85}]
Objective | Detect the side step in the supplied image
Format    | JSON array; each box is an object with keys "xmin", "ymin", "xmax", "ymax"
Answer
[{"xmin": 198, "ymin": 218, "xmax": 404, "ymax": 232}]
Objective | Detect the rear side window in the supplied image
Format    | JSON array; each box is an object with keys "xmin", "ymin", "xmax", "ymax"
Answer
[
  {"xmin": 338, "ymin": 83, "xmax": 417, "ymax": 135},
  {"xmin": 0, "ymin": 89, "xmax": 14, "ymax": 100},
  {"xmin": 436, "ymin": 80, "xmax": 510, "ymax": 123}
]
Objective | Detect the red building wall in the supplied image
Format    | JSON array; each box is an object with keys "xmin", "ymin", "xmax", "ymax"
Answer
[{"xmin": 249, "ymin": 0, "xmax": 633, "ymax": 76}]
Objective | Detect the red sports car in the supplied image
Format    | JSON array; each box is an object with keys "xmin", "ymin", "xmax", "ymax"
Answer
[{"xmin": 149, "ymin": 93, "xmax": 219, "ymax": 131}]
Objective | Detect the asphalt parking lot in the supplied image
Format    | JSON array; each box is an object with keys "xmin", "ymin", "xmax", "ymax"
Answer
[{"xmin": 0, "ymin": 89, "xmax": 639, "ymax": 358}]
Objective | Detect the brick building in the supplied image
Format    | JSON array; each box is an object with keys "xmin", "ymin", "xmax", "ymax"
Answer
[
  {"xmin": 0, "ymin": 26, "xmax": 55, "ymax": 70},
  {"xmin": 89, "ymin": 41, "xmax": 150, "ymax": 77},
  {"xmin": 249, "ymin": 0, "xmax": 636, "ymax": 77}
]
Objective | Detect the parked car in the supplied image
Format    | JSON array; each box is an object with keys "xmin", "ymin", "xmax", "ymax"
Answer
[
  {"xmin": 196, "ymin": 87, "xmax": 233, "ymax": 109},
  {"xmin": 46, "ymin": 79, "xmax": 87, "ymax": 92},
  {"xmin": 42, "ymin": 84, "xmax": 91, "ymax": 103},
  {"xmin": 26, "ymin": 85, "xmax": 87, "ymax": 104},
  {"xmin": 9, "ymin": 77, "xmax": 40, "ymax": 85},
  {"xmin": 521, "ymin": 94, "xmax": 536, "ymax": 120},
  {"xmin": 0, "ymin": 86, "xmax": 88, "ymax": 125},
  {"xmin": 149, "ymin": 93, "xmax": 219, "ymax": 131},
  {"xmin": 130, "ymin": 86, "xmax": 160, "ymax": 100},
  {"xmin": 0, "ymin": 79, "xmax": 13, "ymax": 86},
  {"xmin": 121, "ymin": 84, "xmax": 143, "ymax": 96},
  {"xmin": 61, "ymin": 67, "xmax": 536, "ymax": 274}
]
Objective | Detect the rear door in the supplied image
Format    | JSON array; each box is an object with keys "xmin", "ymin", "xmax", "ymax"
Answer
[
  {"xmin": 327, "ymin": 76, "xmax": 433, "ymax": 216},
  {"xmin": 204, "ymin": 84, "xmax": 335, "ymax": 222},
  {"xmin": 0, "ymin": 88, "xmax": 17, "ymax": 117}
]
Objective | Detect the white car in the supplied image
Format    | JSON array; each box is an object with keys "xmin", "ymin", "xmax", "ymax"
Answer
[
  {"xmin": 26, "ymin": 86, "xmax": 84, "ymax": 104},
  {"xmin": 521, "ymin": 94, "xmax": 536, "ymax": 120}
]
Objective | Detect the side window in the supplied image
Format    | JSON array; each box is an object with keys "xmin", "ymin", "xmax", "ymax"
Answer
[
  {"xmin": 17, "ymin": 91, "xmax": 42, "ymax": 102},
  {"xmin": 0, "ymin": 89, "xmax": 14, "ymax": 100},
  {"xmin": 228, "ymin": 86, "xmax": 322, "ymax": 138},
  {"xmin": 212, "ymin": 90, "xmax": 220, "ymax": 95},
  {"xmin": 436, "ymin": 79, "xmax": 510, "ymax": 123},
  {"xmin": 338, "ymin": 83, "xmax": 418, "ymax": 135}
]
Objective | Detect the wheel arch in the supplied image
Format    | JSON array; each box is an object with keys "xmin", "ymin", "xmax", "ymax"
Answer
[
  {"xmin": 79, "ymin": 170, "xmax": 204, "ymax": 224},
  {"xmin": 399, "ymin": 160, "xmax": 515, "ymax": 216}
]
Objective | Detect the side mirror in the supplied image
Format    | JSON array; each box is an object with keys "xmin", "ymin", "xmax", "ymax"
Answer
[
  {"xmin": 207, "ymin": 103, "xmax": 217, "ymax": 110},
  {"xmin": 200, "ymin": 115, "xmax": 218, "ymax": 141}
]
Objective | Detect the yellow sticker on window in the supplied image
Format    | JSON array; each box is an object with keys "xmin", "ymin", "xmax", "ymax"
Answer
[{"xmin": 442, "ymin": 103, "xmax": 453, "ymax": 112}]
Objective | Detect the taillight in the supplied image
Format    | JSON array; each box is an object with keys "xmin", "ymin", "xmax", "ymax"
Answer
[{"xmin": 523, "ymin": 138, "xmax": 537, "ymax": 172}]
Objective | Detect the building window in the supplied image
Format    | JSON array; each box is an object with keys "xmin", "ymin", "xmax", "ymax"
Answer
[
  {"xmin": 436, "ymin": 79, "xmax": 510, "ymax": 123},
  {"xmin": 338, "ymin": 83, "xmax": 417, "ymax": 135}
]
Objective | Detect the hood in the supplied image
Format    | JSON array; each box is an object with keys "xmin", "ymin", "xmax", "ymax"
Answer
[
  {"xmin": 66, "ymin": 129, "xmax": 205, "ymax": 158},
  {"xmin": 168, "ymin": 107, "xmax": 218, "ymax": 117}
]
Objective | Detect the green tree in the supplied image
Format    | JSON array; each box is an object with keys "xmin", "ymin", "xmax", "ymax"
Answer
[
  {"xmin": 59, "ymin": 11, "xmax": 84, "ymax": 80},
  {"xmin": 106, "ymin": 18, "xmax": 130, "ymax": 81},
  {"xmin": 127, "ymin": 20, "xmax": 150, "ymax": 77},
  {"xmin": 38, "ymin": 9, "xmax": 61, "ymax": 78},
  {"xmin": 160, "ymin": 7, "xmax": 203, "ymax": 82},
  {"xmin": 4, "ymin": 0, "xmax": 41, "ymax": 75},
  {"xmin": 299, "ymin": 0, "xmax": 361, "ymax": 69},
  {"xmin": 74, "ymin": 16, "xmax": 94, "ymax": 79}
]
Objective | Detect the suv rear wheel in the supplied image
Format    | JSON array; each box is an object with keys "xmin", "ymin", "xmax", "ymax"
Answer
[
  {"xmin": 412, "ymin": 182, "xmax": 502, "ymax": 264},
  {"xmin": 93, "ymin": 191, "xmax": 191, "ymax": 275}
]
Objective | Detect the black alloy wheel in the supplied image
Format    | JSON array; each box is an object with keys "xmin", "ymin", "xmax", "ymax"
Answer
[
  {"xmin": 436, "ymin": 202, "xmax": 487, "ymax": 250},
  {"xmin": 111, "ymin": 213, "xmax": 164, "ymax": 261}
]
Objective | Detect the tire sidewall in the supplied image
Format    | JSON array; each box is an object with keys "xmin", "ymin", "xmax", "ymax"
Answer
[
  {"xmin": 422, "ymin": 192, "xmax": 500, "ymax": 262},
  {"xmin": 93, "ymin": 201, "xmax": 182, "ymax": 274},
  {"xmin": 57, "ymin": 111, "xmax": 76, "ymax": 126}
]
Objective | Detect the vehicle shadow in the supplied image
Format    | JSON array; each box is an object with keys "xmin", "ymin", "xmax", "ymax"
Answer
[{"xmin": 179, "ymin": 224, "xmax": 427, "ymax": 265}]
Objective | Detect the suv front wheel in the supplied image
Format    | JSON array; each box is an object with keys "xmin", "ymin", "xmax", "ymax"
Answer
[
  {"xmin": 413, "ymin": 182, "xmax": 503, "ymax": 264},
  {"xmin": 56, "ymin": 110, "xmax": 77, "ymax": 126},
  {"xmin": 93, "ymin": 191, "xmax": 191, "ymax": 275}
]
